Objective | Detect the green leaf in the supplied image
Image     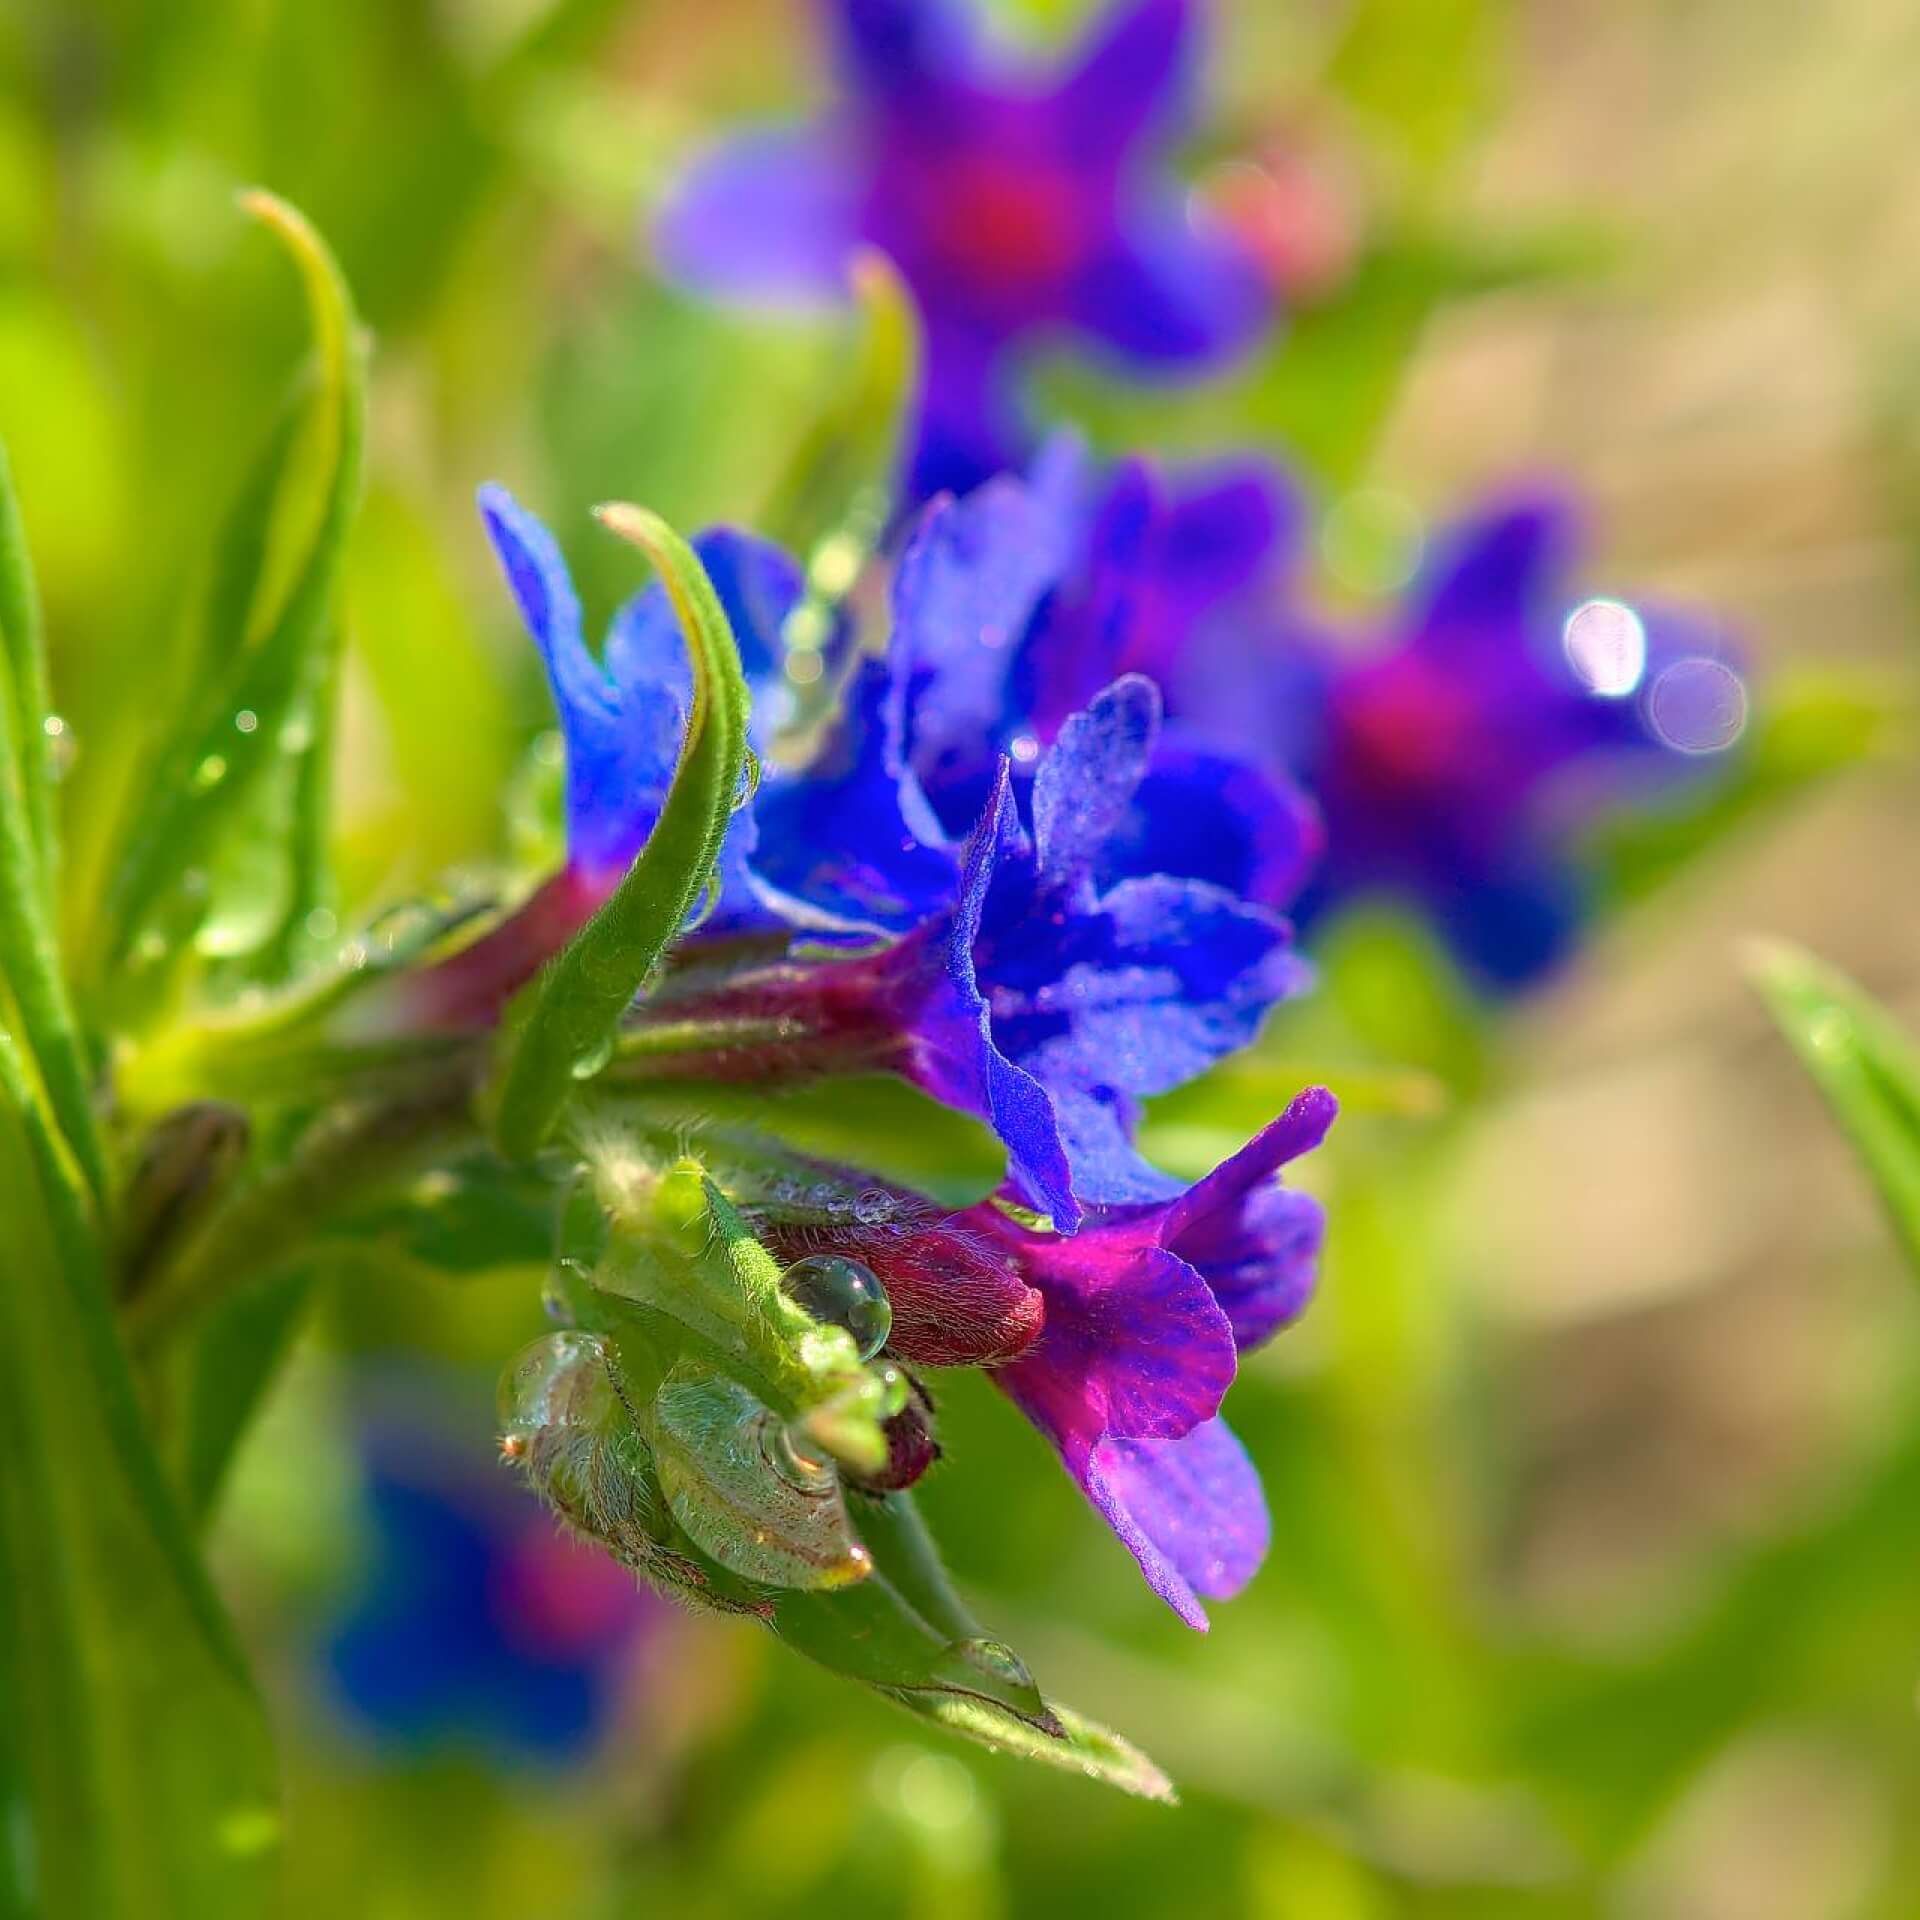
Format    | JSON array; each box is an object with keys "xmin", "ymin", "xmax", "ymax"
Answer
[
  {"xmin": 1747, "ymin": 939, "xmax": 1920, "ymax": 1277},
  {"xmin": 0, "ymin": 436, "xmax": 57, "ymax": 896},
  {"xmin": 888, "ymin": 1692, "xmax": 1176, "ymax": 1804},
  {"xmin": 759, "ymin": 248, "xmax": 921, "ymax": 560},
  {"xmin": 487, "ymin": 506, "xmax": 750, "ymax": 1161},
  {"xmin": 0, "ymin": 439, "xmax": 106, "ymax": 1207},
  {"xmin": 101, "ymin": 190, "xmax": 365, "ymax": 1000},
  {"xmin": 0, "ymin": 1033, "xmax": 277, "ymax": 1916}
]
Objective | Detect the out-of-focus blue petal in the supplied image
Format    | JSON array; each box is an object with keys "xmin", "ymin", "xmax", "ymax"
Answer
[
  {"xmin": 652, "ymin": 124, "xmax": 863, "ymax": 310},
  {"xmin": 1068, "ymin": 199, "xmax": 1273, "ymax": 367},
  {"xmin": 1406, "ymin": 491, "xmax": 1578, "ymax": 662},
  {"xmin": 1053, "ymin": 0, "xmax": 1196, "ymax": 155}
]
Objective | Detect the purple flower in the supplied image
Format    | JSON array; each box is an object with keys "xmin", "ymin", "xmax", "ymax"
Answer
[
  {"xmin": 322, "ymin": 1412, "xmax": 656, "ymax": 1765},
  {"xmin": 690, "ymin": 676, "xmax": 1308, "ymax": 1227},
  {"xmin": 981, "ymin": 1085, "xmax": 1335, "ymax": 1626},
  {"xmin": 655, "ymin": 0, "xmax": 1274, "ymax": 499},
  {"xmin": 1171, "ymin": 490, "xmax": 1745, "ymax": 990}
]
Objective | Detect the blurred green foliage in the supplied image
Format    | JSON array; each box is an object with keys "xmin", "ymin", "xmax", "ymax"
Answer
[{"xmin": 5, "ymin": 0, "xmax": 1920, "ymax": 1916}]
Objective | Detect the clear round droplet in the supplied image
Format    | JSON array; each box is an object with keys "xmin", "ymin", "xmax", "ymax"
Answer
[
  {"xmin": 233, "ymin": 708, "xmax": 260, "ymax": 735},
  {"xmin": 683, "ymin": 872, "xmax": 724, "ymax": 932},
  {"xmin": 1648, "ymin": 656, "xmax": 1748, "ymax": 755},
  {"xmin": 570, "ymin": 1034, "xmax": 614, "ymax": 1081},
  {"xmin": 735, "ymin": 746, "xmax": 763, "ymax": 810},
  {"xmin": 42, "ymin": 714, "xmax": 77, "ymax": 780},
  {"xmin": 780, "ymin": 1254, "xmax": 891, "ymax": 1361}
]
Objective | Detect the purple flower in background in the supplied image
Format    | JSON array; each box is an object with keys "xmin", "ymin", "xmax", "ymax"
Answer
[
  {"xmin": 655, "ymin": 0, "xmax": 1274, "ymax": 500},
  {"xmin": 322, "ymin": 1416, "xmax": 655, "ymax": 1766},
  {"xmin": 983, "ymin": 1084, "xmax": 1334, "ymax": 1625},
  {"xmin": 1171, "ymin": 490, "xmax": 1747, "ymax": 990}
]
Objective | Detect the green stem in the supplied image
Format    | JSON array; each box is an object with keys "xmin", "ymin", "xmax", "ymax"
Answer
[{"xmin": 123, "ymin": 1067, "xmax": 480, "ymax": 1357}]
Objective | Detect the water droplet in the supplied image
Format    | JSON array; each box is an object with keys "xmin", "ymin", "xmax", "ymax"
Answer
[
  {"xmin": 42, "ymin": 713, "xmax": 77, "ymax": 779},
  {"xmin": 570, "ymin": 1034, "xmax": 614, "ymax": 1080},
  {"xmin": 364, "ymin": 899, "xmax": 437, "ymax": 957},
  {"xmin": 654, "ymin": 1369, "xmax": 870, "ymax": 1589},
  {"xmin": 1009, "ymin": 731, "xmax": 1041, "ymax": 765},
  {"xmin": 781, "ymin": 1254, "xmax": 892, "ymax": 1361},
  {"xmin": 498, "ymin": 1329, "xmax": 611, "ymax": 1440},
  {"xmin": 1562, "ymin": 597, "xmax": 1646, "ymax": 697},
  {"xmin": 683, "ymin": 872, "xmax": 724, "ymax": 932},
  {"xmin": 233, "ymin": 708, "xmax": 259, "ymax": 735},
  {"xmin": 1647, "ymin": 656, "xmax": 1747, "ymax": 755},
  {"xmin": 191, "ymin": 753, "xmax": 228, "ymax": 792},
  {"xmin": 304, "ymin": 907, "xmax": 338, "ymax": 940},
  {"xmin": 872, "ymin": 1363, "xmax": 911, "ymax": 1419},
  {"xmin": 734, "ymin": 746, "xmax": 763, "ymax": 812},
  {"xmin": 785, "ymin": 649, "xmax": 825, "ymax": 688}
]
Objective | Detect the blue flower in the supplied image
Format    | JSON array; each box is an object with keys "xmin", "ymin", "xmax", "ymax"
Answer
[
  {"xmin": 654, "ymin": 0, "xmax": 1274, "ymax": 500},
  {"xmin": 321, "ymin": 1418, "xmax": 655, "ymax": 1766},
  {"xmin": 681, "ymin": 675, "xmax": 1308, "ymax": 1227},
  {"xmin": 405, "ymin": 487, "xmax": 829, "ymax": 1026}
]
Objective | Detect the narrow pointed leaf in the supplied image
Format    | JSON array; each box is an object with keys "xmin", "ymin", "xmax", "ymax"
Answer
[
  {"xmin": 488, "ymin": 509, "xmax": 749, "ymax": 1160},
  {"xmin": 0, "ymin": 1033, "xmax": 277, "ymax": 1915},
  {"xmin": 102, "ymin": 191, "xmax": 365, "ymax": 995},
  {"xmin": 0, "ymin": 437, "xmax": 56, "ymax": 892},
  {"xmin": 889, "ymin": 1692, "xmax": 1177, "ymax": 1804},
  {"xmin": 0, "ymin": 441, "xmax": 105, "ymax": 1205},
  {"xmin": 761, "ymin": 247, "xmax": 921, "ymax": 557},
  {"xmin": 1748, "ymin": 939, "xmax": 1920, "ymax": 1276}
]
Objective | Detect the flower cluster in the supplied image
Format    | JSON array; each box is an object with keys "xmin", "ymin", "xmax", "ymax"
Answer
[
  {"xmin": 433, "ymin": 464, "xmax": 1328, "ymax": 1625},
  {"xmin": 657, "ymin": 0, "xmax": 1273, "ymax": 500},
  {"xmin": 424, "ymin": 0, "xmax": 1744, "ymax": 1645}
]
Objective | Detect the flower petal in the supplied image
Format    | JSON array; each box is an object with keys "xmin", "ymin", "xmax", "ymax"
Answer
[
  {"xmin": 1083, "ymin": 1418, "xmax": 1269, "ymax": 1626},
  {"xmin": 652, "ymin": 123, "xmax": 863, "ymax": 309},
  {"xmin": 1054, "ymin": 0, "xmax": 1196, "ymax": 155},
  {"xmin": 1031, "ymin": 674, "xmax": 1160, "ymax": 887},
  {"xmin": 1068, "ymin": 198, "xmax": 1272, "ymax": 369}
]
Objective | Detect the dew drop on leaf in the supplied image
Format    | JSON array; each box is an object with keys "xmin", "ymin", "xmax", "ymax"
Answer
[{"xmin": 781, "ymin": 1254, "xmax": 892, "ymax": 1360}]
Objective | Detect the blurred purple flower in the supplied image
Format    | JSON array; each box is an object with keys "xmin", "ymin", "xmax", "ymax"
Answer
[
  {"xmin": 322, "ymin": 1418, "xmax": 655, "ymax": 1766},
  {"xmin": 1166, "ymin": 490, "xmax": 1745, "ymax": 990},
  {"xmin": 654, "ymin": 0, "xmax": 1274, "ymax": 500}
]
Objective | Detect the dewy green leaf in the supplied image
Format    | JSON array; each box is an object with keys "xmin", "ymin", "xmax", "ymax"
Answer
[
  {"xmin": 0, "ymin": 437, "xmax": 57, "ymax": 895},
  {"xmin": 0, "ymin": 1033, "xmax": 278, "ymax": 1916},
  {"xmin": 488, "ymin": 507, "xmax": 749, "ymax": 1161},
  {"xmin": 101, "ymin": 190, "xmax": 365, "ymax": 998},
  {"xmin": 0, "ymin": 439, "xmax": 107, "ymax": 1208},
  {"xmin": 1748, "ymin": 939, "xmax": 1920, "ymax": 1277}
]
